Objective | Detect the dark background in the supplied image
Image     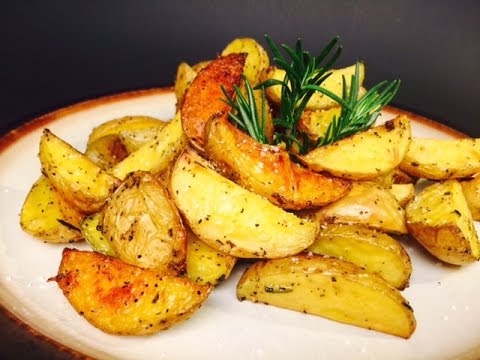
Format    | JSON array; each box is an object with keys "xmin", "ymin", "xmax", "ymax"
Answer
[{"xmin": 0, "ymin": 0, "xmax": 479, "ymax": 359}]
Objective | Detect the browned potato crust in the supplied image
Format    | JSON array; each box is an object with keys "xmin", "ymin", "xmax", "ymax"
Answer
[
  {"xmin": 102, "ymin": 171, "xmax": 186, "ymax": 275},
  {"xmin": 51, "ymin": 248, "xmax": 211, "ymax": 335},
  {"xmin": 237, "ymin": 254, "xmax": 416, "ymax": 338},
  {"xmin": 181, "ymin": 53, "xmax": 246, "ymax": 152},
  {"xmin": 85, "ymin": 134, "xmax": 128, "ymax": 170},
  {"xmin": 205, "ymin": 116, "xmax": 351, "ymax": 210}
]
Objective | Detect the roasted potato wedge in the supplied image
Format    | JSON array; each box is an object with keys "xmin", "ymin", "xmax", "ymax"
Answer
[
  {"xmin": 237, "ymin": 254, "xmax": 416, "ymax": 338},
  {"xmin": 406, "ymin": 180, "xmax": 480, "ymax": 265},
  {"xmin": 297, "ymin": 107, "xmax": 341, "ymax": 141},
  {"xmin": 51, "ymin": 248, "xmax": 211, "ymax": 335},
  {"xmin": 20, "ymin": 176, "xmax": 83, "ymax": 243},
  {"xmin": 311, "ymin": 181, "xmax": 408, "ymax": 234},
  {"xmin": 80, "ymin": 212, "xmax": 117, "ymax": 257},
  {"xmin": 119, "ymin": 126, "xmax": 167, "ymax": 154},
  {"xmin": 102, "ymin": 171, "xmax": 186, "ymax": 274},
  {"xmin": 85, "ymin": 134, "xmax": 128, "ymax": 170},
  {"xmin": 110, "ymin": 111, "xmax": 187, "ymax": 180},
  {"xmin": 87, "ymin": 115, "xmax": 165, "ymax": 147},
  {"xmin": 181, "ymin": 53, "xmax": 246, "ymax": 152},
  {"xmin": 300, "ymin": 116, "xmax": 412, "ymax": 180},
  {"xmin": 205, "ymin": 116, "xmax": 351, "ymax": 210},
  {"xmin": 389, "ymin": 183, "xmax": 415, "ymax": 207},
  {"xmin": 307, "ymin": 224, "xmax": 412, "ymax": 289},
  {"xmin": 261, "ymin": 63, "xmax": 365, "ymax": 111},
  {"xmin": 400, "ymin": 138, "xmax": 480, "ymax": 180},
  {"xmin": 39, "ymin": 129, "xmax": 121, "ymax": 213},
  {"xmin": 169, "ymin": 148, "xmax": 319, "ymax": 258},
  {"xmin": 461, "ymin": 175, "xmax": 480, "ymax": 221},
  {"xmin": 174, "ymin": 62, "xmax": 198, "ymax": 107},
  {"xmin": 186, "ymin": 229, "xmax": 237, "ymax": 285}
]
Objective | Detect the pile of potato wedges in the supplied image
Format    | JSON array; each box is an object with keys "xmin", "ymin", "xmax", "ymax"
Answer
[{"xmin": 20, "ymin": 37, "xmax": 479, "ymax": 339}]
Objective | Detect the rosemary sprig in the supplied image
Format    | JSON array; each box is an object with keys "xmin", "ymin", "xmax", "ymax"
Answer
[
  {"xmin": 314, "ymin": 62, "xmax": 401, "ymax": 146},
  {"xmin": 257, "ymin": 35, "xmax": 343, "ymax": 153},
  {"xmin": 221, "ymin": 75, "xmax": 268, "ymax": 144}
]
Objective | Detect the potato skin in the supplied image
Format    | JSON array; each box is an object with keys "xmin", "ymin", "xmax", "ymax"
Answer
[
  {"xmin": 205, "ymin": 116, "xmax": 351, "ymax": 210},
  {"xmin": 406, "ymin": 180, "xmax": 480, "ymax": 265},
  {"xmin": 237, "ymin": 254, "xmax": 416, "ymax": 338},
  {"xmin": 102, "ymin": 171, "xmax": 186, "ymax": 275},
  {"xmin": 51, "ymin": 248, "xmax": 211, "ymax": 335},
  {"xmin": 181, "ymin": 53, "xmax": 246, "ymax": 152}
]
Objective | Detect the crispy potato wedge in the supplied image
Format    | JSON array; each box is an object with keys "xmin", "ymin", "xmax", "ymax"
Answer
[
  {"xmin": 300, "ymin": 116, "xmax": 412, "ymax": 180},
  {"xmin": 221, "ymin": 37, "xmax": 270, "ymax": 85},
  {"xmin": 85, "ymin": 134, "xmax": 128, "ymax": 170},
  {"xmin": 87, "ymin": 116, "xmax": 165, "ymax": 147},
  {"xmin": 39, "ymin": 129, "xmax": 121, "ymax": 213},
  {"xmin": 119, "ymin": 126, "xmax": 167, "ymax": 154},
  {"xmin": 51, "ymin": 248, "xmax": 211, "ymax": 335},
  {"xmin": 174, "ymin": 62, "xmax": 198, "ymax": 107},
  {"xmin": 261, "ymin": 63, "xmax": 365, "ymax": 111},
  {"xmin": 80, "ymin": 212, "xmax": 117, "ymax": 257},
  {"xmin": 169, "ymin": 148, "xmax": 319, "ymax": 258},
  {"xmin": 102, "ymin": 171, "xmax": 186, "ymax": 274},
  {"xmin": 237, "ymin": 254, "xmax": 416, "ymax": 338},
  {"xmin": 400, "ymin": 138, "xmax": 480, "ymax": 180},
  {"xmin": 311, "ymin": 181, "xmax": 408, "ymax": 234},
  {"xmin": 110, "ymin": 111, "xmax": 187, "ymax": 180},
  {"xmin": 393, "ymin": 168, "xmax": 417, "ymax": 184},
  {"xmin": 406, "ymin": 180, "xmax": 480, "ymax": 265},
  {"xmin": 297, "ymin": 107, "xmax": 341, "ymax": 141},
  {"xmin": 307, "ymin": 224, "xmax": 412, "ymax": 289},
  {"xmin": 389, "ymin": 183, "xmax": 415, "ymax": 207},
  {"xmin": 205, "ymin": 116, "xmax": 351, "ymax": 209},
  {"xmin": 461, "ymin": 175, "xmax": 480, "ymax": 221},
  {"xmin": 20, "ymin": 176, "xmax": 83, "ymax": 243},
  {"xmin": 186, "ymin": 229, "xmax": 237, "ymax": 285},
  {"xmin": 181, "ymin": 53, "xmax": 246, "ymax": 152}
]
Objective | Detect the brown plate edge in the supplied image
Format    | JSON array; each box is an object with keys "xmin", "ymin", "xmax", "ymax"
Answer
[{"xmin": 0, "ymin": 89, "xmax": 472, "ymax": 360}]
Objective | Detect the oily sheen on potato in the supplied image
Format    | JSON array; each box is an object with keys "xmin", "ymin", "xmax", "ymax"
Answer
[{"xmin": 169, "ymin": 148, "xmax": 319, "ymax": 258}]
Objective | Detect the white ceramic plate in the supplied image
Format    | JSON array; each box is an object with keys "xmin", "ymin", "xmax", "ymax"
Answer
[{"xmin": 0, "ymin": 89, "xmax": 479, "ymax": 360}]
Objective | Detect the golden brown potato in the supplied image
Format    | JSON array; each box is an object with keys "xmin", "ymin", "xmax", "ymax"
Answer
[
  {"xmin": 191, "ymin": 60, "xmax": 211, "ymax": 73},
  {"xmin": 297, "ymin": 107, "xmax": 341, "ymax": 142},
  {"xmin": 181, "ymin": 53, "xmax": 246, "ymax": 152},
  {"xmin": 261, "ymin": 63, "xmax": 365, "ymax": 111},
  {"xmin": 186, "ymin": 229, "xmax": 237, "ymax": 285},
  {"xmin": 307, "ymin": 224, "xmax": 412, "ymax": 289},
  {"xmin": 80, "ymin": 212, "xmax": 117, "ymax": 257},
  {"xmin": 393, "ymin": 168, "xmax": 417, "ymax": 184},
  {"xmin": 205, "ymin": 116, "xmax": 351, "ymax": 210},
  {"xmin": 237, "ymin": 254, "xmax": 416, "ymax": 338},
  {"xmin": 389, "ymin": 183, "xmax": 415, "ymax": 207},
  {"xmin": 311, "ymin": 181, "xmax": 408, "ymax": 234},
  {"xmin": 406, "ymin": 180, "xmax": 480, "ymax": 265},
  {"xmin": 39, "ymin": 129, "xmax": 121, "ymax": 213},
  {"xmin": 110, "ymin": 111, "xmax": 187, "ymax": 180},
  {"xmin": 51, "ymin": 248, "xmax": 211, "ymax": 335},
  {"xmin": 300, "ymin": 116, "xmax": 412, "ymax": 180},
  {"xmin": 461, "ymin": 175, "xmax": 480, "ymax": 221},
  {"xmin": 87, "ymin": 116, "xmax": 165, "ymax": 147},
  {"xmin": 400, "ymin": 138, "xmax": 480, "ymax": 180},
  {"xmin": 102, "ymin": 171, "xmax": 186, "ymax": 275},
  {"xmin": 84, "ymin": 134, "xmax": 128, "ymax": 170},
  {"xmin": 119, "ymin": 126, "xmax": 168, "ymax": 154},
  {"xmin": 20, "ymin": 176, "xmax": 83, "ymax": 243},
  {"xmin": 174, "ymin": 62, "xmax": 198, "ymax": 107},
  {"xmin": 169, "ymin": 148, "xmax": 319, "ymax": 258}
]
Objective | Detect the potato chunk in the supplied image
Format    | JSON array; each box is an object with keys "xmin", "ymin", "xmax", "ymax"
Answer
[
  {"xmin": 169, "ymin": 149, "xmax": 319, "ymax": 258},
  {"xmin": 39, "ymin": 129, "xmax": 121, "ymax": 213},
  {"xmin": 461, "ymin": 175, "xmax": 480, "ymax": 221},
  {"xmin": 102, "ymin": 171, "xmax": 186, "ymax": 275},
  {"xmin": 237, "ymin": 254, "xmax": 416, "ymax": 338},
  {"xmin": 85, "ymin": 134, "xmax": 128, "ymax": 170},
  {"xmin": 300, "ymin": 116, "xmax": 412, "ymax": 180},
  {"xmin": 406, "ymin": 180, "xmax": 480, "ymax": 265},
  {"xmin": 307, "ymin": 224, "xmax": 412, "ymax": 289},
  {"xmin": 312, "ymin": 181, "xmax": 408, "ymax": 234},
  {"xmin": 389, "ymin": 183, "xmax": 415, "ymax": 207},
  {"xmin": 205, "ymin": 116, "xmax": 351, "ymax": 210},
  {"xmin": 181, "ymin": 53, "xmax": 246, "ymax": 152},
  {"xmin": 174, "ymin": 62, "xmax": 198, "ymax": 107},
  {"xmin": 51, "ymin": 248, "xmax": 211, "ymax": 335},
  {"xmin": 80, "ymin": 212, "xmax": 117, "ymax": 257},
  {"xmin": 400, "ymin": 138, "xmax": 480, "ymax": 180},
  {"xmin": 20, "ymin": 176, "xmax": 83, "ymax": 243}
]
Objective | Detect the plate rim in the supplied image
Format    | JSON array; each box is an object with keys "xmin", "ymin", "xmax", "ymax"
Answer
[{"xmin": 0, "ymin": 87, "xmax": 473, "ymax": 360}]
